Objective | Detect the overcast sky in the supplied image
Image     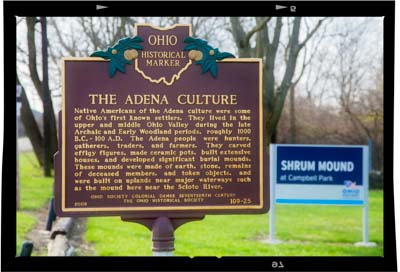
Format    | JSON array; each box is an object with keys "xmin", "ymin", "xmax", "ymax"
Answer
[{"xmin": 16, "ymin": 16, "xmax": 383, "ymax": 114}]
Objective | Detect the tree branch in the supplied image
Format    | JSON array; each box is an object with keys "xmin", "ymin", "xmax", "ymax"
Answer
[
  {"xmin": 50, "ymin": 18, "xmax": 76, "ymax": 57},
  {"xmin": 244, "ymin": 17, "xmax": 271, "ymax": 48},
  {"xmin": 26, "ymin": 17, "xmax": 43, "ymax": 100},
  {"xmin": 299, "ymin": 18, "xmax": 327, "ymax": 49}
]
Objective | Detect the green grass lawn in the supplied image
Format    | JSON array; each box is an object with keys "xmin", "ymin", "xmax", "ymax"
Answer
[
  {"xmin": 19, "ymin": 152, "xmax": 54, "ymax": 210},
  {"xmin": 16, "ymin": 151, "xmax": 383, "ymax": 257},
  {"xmin": 16, "ymin": 152, "xmax": 54, "ymax": 255},
  {"xmin": 85, "ymin": 191, "xmax": 383, "ymax": 256},
  {"xmin": 16, "ymin": 212, "xmax": 37, "ymax": 255}
]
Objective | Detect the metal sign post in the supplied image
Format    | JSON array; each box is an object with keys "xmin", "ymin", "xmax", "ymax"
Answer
[
  {"xmin": 121, "ymin": 215, "xmax": 204, "ymax": 256},
  {"xmin": 355, "ymin": 147, "xmax": 377, "ymax": 247},
  {"xmin": 264, "ymin": 144, "xmax": 281, "ymax": 244}
]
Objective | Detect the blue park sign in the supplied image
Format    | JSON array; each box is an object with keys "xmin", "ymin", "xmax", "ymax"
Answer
[
  {"xmin": 271, "ymin": 144, "xmax": 369, "ymax": 206},
  {"xmin": 277, "ymin": 145, "xmax": 363, "ymax": 186},
  {"xmin": 268, "ymin": 144, "xmax": 376, "ymax": 246}
]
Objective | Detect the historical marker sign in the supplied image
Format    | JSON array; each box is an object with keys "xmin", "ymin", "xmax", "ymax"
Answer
[{"xmin": 55, "ymin": 24, "xmax": 268, "ymax": 216}]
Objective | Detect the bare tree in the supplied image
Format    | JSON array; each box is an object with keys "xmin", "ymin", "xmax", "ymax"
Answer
[
  {"xmin": 41, "ymin": 17, "xmax": 53, "ymax": 176},
  {"xmin": 230, "ymin": 17, "xmax": 326, "ymax": 146},
  {"xmin": 279, "ymin": 18, "xmax": 384, "ymax": 170},
  {"xmin": 17, "ymin": 75, "xmax": 45, "ymax": 166},
  {"xmin": 25, "ymin": 17, "xmax": 58, "ymax": 174}
]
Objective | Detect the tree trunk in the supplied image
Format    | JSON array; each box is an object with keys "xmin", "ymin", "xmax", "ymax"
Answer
[
  {"xmin": 26, "ymin": 17, "xmax": 58, "ymax": 174},
  {"xmin": 289, "ymin": 86, "xmax": 296, "ymax": 143},
  {"xmin": 262, "ymin": 18, "xmax": 282, "ymax": 147},
  {"xmin": 41, "ymin": 17, "xmax": 53, "ymax": 177},
  {"xmin": 17, "ymin": 85, "xmax": 20, "ymax": 210},
  {"xmin": 20, "ymin": 85, "xmax": 45, "ymax": 166},
  {"xmin": 229, "ymin": 17, "xmax": 252, "ymax": 57},
  {"xmin": 26, "ymin": 17, "xmax": 43, "ymax": 97},
  {"xmin": 267, "ymin": 17, "xmax": 302, "ymax": 141}
]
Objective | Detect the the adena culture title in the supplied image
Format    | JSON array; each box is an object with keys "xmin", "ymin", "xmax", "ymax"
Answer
[{"xmin": 87, "ymin": 94, "xmax": 238, "ymax": 105}]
